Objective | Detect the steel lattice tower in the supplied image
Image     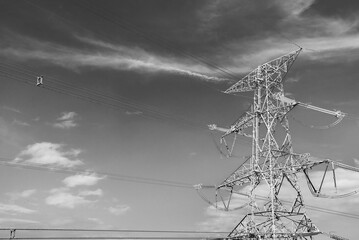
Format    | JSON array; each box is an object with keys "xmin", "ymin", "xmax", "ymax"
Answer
[{"xmin": 195, "ymin": 48, "xmax": 356, "ymax": 239}]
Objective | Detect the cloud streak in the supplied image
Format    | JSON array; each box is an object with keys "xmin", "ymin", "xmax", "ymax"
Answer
[
  {"xmin": 53, "ymin": 111, "xmax": 78, "ymax": 129},
  {"xmin": 0, "ymin": 32, "xmax": 230, "ymax": 82},
  {"xmin": 0, "ymin": 218, "xmax": 39, "ymax": 224},
  {"xmin": 2, "ymin": 17, "xmax": 359, "ymax": 84},
  {"xmin": 7, "ymin": 189, "xmax": 37, "ymax": 201},
  {"xmin": 12, "ymin": 119, "xmax": 30, "ymax": 127},
  {"xmin": 0, "ymin": 203, "xmax": 36, "ymax": 215},
  {"xmin": 108, "ymin": 204, "xmax": 131, "ymax": 216},
  {"xmin": 14, "ymin": 142, "xmax": 84, "ymax": 168},
  {"xmin": 63, "ymin": 173, "xmax": 105, "ymax": 188},
  {"xmin": 197, "ymin": 167, "xmax": 359, "ymax": 232},
  {"xmin": 45, "ymin": 188, "xmax": 94, "ymax": 209},
  {"xmin": 2, "ymin": 105, "xmax": 21, "ymax": 113}
]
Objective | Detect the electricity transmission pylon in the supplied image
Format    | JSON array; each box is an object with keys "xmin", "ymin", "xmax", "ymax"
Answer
[{"xmin": 195, "ymin": 48, "xmax": 358, "ymax": 239}]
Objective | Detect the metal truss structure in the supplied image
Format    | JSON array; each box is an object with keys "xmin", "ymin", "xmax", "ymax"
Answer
[{"xmin": 195, "ymin": 49, "xmax": 359, "ymax": 239}]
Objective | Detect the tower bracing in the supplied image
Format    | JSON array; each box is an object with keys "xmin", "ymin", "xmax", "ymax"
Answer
[{"xmin": 195, "ymin": 48, "xmax": 359, "ymax": 239}]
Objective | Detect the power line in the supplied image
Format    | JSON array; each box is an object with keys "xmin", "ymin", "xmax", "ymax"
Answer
[
  {"xmin": 22, "ymin": 0, "xmax": 238, "ymax": 84},
  {"xmin": 0, "ymin": 62, "xmax": 254, "ymax": 148},
  {"xmin": 0, "ymin": 228, "xmax": 228, "ymax": 234},
  {"xmin": 1, "ymin": 157, "xmax": 359, "ymax": 221},
  {"xmin": 73, "ymin": 0, "xmax": 239, "ymax": 82},
  {"xmin": 0, "ymin": 64, "xmax": 209, "ymax": 131},
  {"xmin": 0, "ymin": 63, "xmax": 177, "ymax": 119},
  {"xmin": 0, "ymin": 61, "xmax": 170, "ymax": 115},
  {"xmin": 1, "ymin": 68, "xmax": 358, "ymax": 218},
  {"xmin": 0, "ymin": 237, "xmax": 227, "ymax": 240},
  {"xmin": 0, "ymin": 157, "xmax": 192, "ymax": 189},
  {"xmin": 21, "ymin": 0, "xmax": 252, "ymax": 100}
]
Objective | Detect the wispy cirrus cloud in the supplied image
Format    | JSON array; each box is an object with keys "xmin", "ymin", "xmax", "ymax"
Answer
[
  {"xmin": 50, "ymin": 218, "xmax": 74, "ymax": 226},
  {"xmin": 2, "ymin": 0, "xmax": 359, "ymax": 85},
  {"xmin": 286, "ymin": 77, "xmax": 300, "ymax": 83},
  {"xmin": 87, "ymin": 217, "xmax": 105, "ymax": 225},
  {"xmin": 275, "ymin": 0, "xmax": 315, "ymax": 16},
  {"xmin": 53, "ymin": 111, "xmax": 78, "ymax": 129},
  {"xmin": 0, "ymin": 203, "xmax": 36, "ymax": 215},
  {"xmin": 0, "ymin": 218, "xmax": 39, "ymax": 224},
  {"xmin": 12, "ymin": 119, "xmax": 30, "ymax": 127},
  {"xmin": 0, "ymin": 32, "xmax": 230, "ymax": 82},
  {"xmin": 14, "ymin": 142, "xmax": 83, "ymax": 168},
  {"xmin": 6, "ymin": 189, "xmax": 37, "ymax": 201},
  {"xmin": 2, "ymin": 105, "xmax": 21, "ymax": 113},
  {"xmin": 108, "ymin": 204, "xmax": 131, "ymax": 216},
  {"xmin": 196, "ymin": 0, "xmax": 359, "ymax": 69},
  {"xmin": 79, "ymin": 189, "xmax": 103, "ymax": 197},
  {"xmin": 125, "ymin": 110, "xmax": 143, "ymax": 115}
]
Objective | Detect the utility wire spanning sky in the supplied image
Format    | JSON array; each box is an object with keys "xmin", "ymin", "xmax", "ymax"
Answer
[{"xmin": 1, "ymin": 0, "xmax": 359, "ymax": 239}]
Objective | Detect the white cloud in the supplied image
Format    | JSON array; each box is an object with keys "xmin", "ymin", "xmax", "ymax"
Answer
[
  {"xmin": 7, "ymin": 189, "xmax": 37, "ymax": 200},
  {"xmin": 125, "ymin": 110, "xmax": 143, "ymax": 115},
  {"xmin": 58, "ymin": 112, "xmax": 77, "ymax": 121},
  {"xmin": 50, "ymin": 218, "xmax": 74, "ymax": 226},
  {"xmin": 76, "ymin": 36, "xmax": 229, "ymax": 81},
  {"xmin": 14, "ymin": 142, "xmax": 83, "ymax": 168},
  {"xmin": 53, "ymin": 121, "xmax": 77, "ymax": 129},
  {"xmin": 79, "ymin": 189, "xmax": 103, "ymax": 197},
  {"xmin": 108, "ymin": 204, "xmax": 131, "ymax": 215},
  {"xmin": 225, "ymin": 33, "xmax": 359, "ymax": 73},
  {"xmin": 88, "ymin": 217, "xmax": 104, "ymax": 225},
  {"xmin": 21, "ymin": 189, "xmax": 36, "ymax": 198},
  {"xmin": 197, "ymin": 166, "xmax": 359, "ymax": 232},
  {"xmin": 53, "ymin": 111, "xmax": 78, "ymax": 129},
  {"xmin": 0, "ymin": 33, "xmax": 230, "ymax": 82},
  {"xmin": 2, "ymin": 105, "xmax": 21, "ymax": 113},
  {"xmin": 189, "ymin": 152, "xmax": 197, "ymax": 157},
  {"xmin": 0, "ymin": 203, "xmax": 36, "ymax": 215},
  {"xmin": 12, "ymin": 119, "xmax": 30, "ymax": 127},
  {"xmin": 354, "ymin": 158, "xmax": 359, "ymax": 166},
  {"xmin": 63, "ymin": 173, "xmax": 105, "ymax": 188},
  {"xmin": 197, "ymin": 204, "xmax": 242, "ymax": 232},
  {"xmin": 286, "ymin": 77, "xmax": 300, "ymax": 83},
  {"xmin": 298, "ymin": 35, "xmax": 359, "ymax": 59},
  {"xmin": 45, "ymin": 188, "xmax": 93, "ymax": 209},
  {"xmin": 0, "ymin": 218, "xmax": 39, "ymax": 224},
  {"xmin": 2, "ymin": 8, "xmax": 359, "ymax": 85},
  {"xmin": 275, "ymin": 0, "xmax": 315, "ymax": 16},
  {"xmin": 0, "ymin": 116, "xmax": 27, "ymax": 149}
]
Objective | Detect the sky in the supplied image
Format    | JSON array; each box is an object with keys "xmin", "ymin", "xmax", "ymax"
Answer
[{"xmin": 0, "ymin": 0, "xmax": 359, "ymax": 239}]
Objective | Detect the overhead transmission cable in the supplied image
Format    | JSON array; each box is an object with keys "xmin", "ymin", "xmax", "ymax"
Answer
[
  {"xmin": 23, "ymin": 0, "xmax": 242, "ymax": 86},
  {"xmin": 0, "ymin": 62, "xmax": 179, "ymax": 117},
  {"xmin": 0, "ymin": 157, "xmax": 192, "ymax": 189},
  {"xmin": 0, "ymin": 63, "xmax": 253, "ymax": 146},
  {"xmin": 20, "ymin": 0, "xmax": 253, "ymax": 100},
  {"xmin": 1, "ymin": 157, "xmax": 359, "ymax": 220},
  {"xmin": 0, "ymin": 237, "xmax": 228, "ymax": 240},
  {"xmin": 1, "ymin": 61, "xmax": 167, "ymax": 116},
  {"xmin": 73, "ymin": 0, "xmax": 239, "ymax": 81},
  {"xmin": 0, "ymin": 228, "xmax": 228, "ymax": 234},
  {"xmin": 0, "ymin": 64, "xmax": 210, "ymax": 131},
  {"xmin": 71, "ymin": 0, "xmax": 255, "ymax": 100}
]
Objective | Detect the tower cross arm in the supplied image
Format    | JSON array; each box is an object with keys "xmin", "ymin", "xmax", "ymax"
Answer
[
  {"xmin": 297, "ymin": 102, "xmax": 346, "ymax": 118},
  {"xmin": 224, "ymin": 48, "xmax": 302, "ymax": 93},
  {"xmin": 208, "ymin": 111, "xmax": 254, "ymax": 138}
]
